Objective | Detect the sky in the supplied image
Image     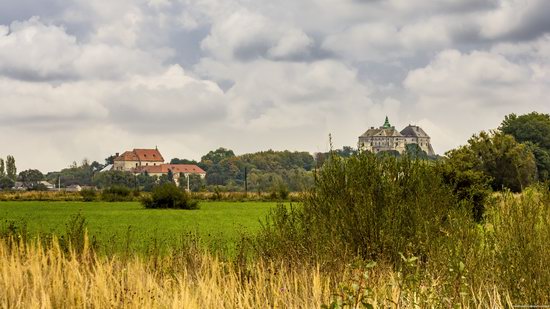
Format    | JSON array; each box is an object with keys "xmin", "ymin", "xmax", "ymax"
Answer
[{"xmin": 1, "ymin": 0, "xmax": 549, "ymax": 172}]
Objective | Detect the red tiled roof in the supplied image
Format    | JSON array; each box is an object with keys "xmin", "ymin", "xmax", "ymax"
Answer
[
  {"xmin": 133, "ymin": 149, "xmax": 164, "ymax": 162},
  {"xmin": 114, "ymin": 148, "xmax": 164, "ymax": 162},
  {"xmin": 135, "ymin": 164, "xmax": 206, "ymax": 175},
  {"xmin": 114, "ymin": 151, "xmax": 139, "ymax": 161}
]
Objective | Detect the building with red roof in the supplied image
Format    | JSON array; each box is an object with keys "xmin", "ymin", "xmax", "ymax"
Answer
[
  {"xmin": 111, "ymin": 148, "xmax": 206, "ymax": 188},
  {"xmin": 113, "ymin": 148, "xmax": 165, "ymax": 171}
]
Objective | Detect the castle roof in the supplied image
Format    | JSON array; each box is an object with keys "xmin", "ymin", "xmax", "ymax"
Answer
[
  {"xmin": 360, "ymin": 116, "xmax": 402, "ymax": 138},
  {"xmin": 400, "ymin": 125, "xmax": 430, "ymax": 138},
  {"xmin": 360, "ymin": 128, "xmax": 403, "ymax": 138}
]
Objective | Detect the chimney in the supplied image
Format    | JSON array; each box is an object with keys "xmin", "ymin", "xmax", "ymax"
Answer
[{"xmin": 115, "ymin": 152, "xmax": 119, "ymax": 157}]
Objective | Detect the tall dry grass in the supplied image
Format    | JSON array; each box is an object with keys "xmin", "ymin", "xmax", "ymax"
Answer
[
  {"xmin": 0, "ymin": 235, "xmax": 514, "ymax": 308},
  {"xmin": 0, "ymin": 236, "xmax": 331, "ymax": 308}
]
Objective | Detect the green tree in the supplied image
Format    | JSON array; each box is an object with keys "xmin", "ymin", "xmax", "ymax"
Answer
[
  {"xmin": 405, "ymin": 143, "xmax": 428, "ymax": 159},
  {"xmin": 446, "ymin": 131, "xmax": 537, "ymax": 192},
  {"xmin": 170, "ymin": 158, "xmax": 199, "ymax": 165},
  {"xmin": 0, "ymin": 177, "xmax": 14, "ymax": 190},
  {"xmin": 0, "ymin": 158, "xmax": 4, "ymax": 177},
  {"xmin": 105, "ymin": 155, "xmax": 116, "ymax": 165},
  {"xmin": 500, "ymin": 112, "xmax": 550, "ymax": 149},
  {"xmin": 6, "ymin": 155, "xmax": 16, "ymax": 181},
  {"xmin": 500, "ymin": 112, "xmax": 550, "ymax": 180},
  {"xmin": 136, "ymin": 172, "xmax": 157, "ymax": 192},
  {"xmin": 93, "ymin": 170, "xmax": 135, "ymax": 189},
  {"xmin": 18, "ymin": 169, "xmax": 44, "ymax": 190},
  {"xmin": 201, "ymin": 148, "xmax": 235, "ymax": 167}
]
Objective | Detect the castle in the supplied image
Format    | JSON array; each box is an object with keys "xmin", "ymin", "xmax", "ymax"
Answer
[{"xmin": 358, "ymin": 117, "xmax": 435, "ymax": 156}]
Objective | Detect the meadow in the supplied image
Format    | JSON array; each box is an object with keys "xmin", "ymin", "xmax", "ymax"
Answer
[{"xmin": 0, "ymin": 201, "xmax": 276, "ymax": 254}]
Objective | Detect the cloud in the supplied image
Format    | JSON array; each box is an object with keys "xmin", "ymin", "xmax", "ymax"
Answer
[
  {"xmin": 201, "ymin": 9, "xmax": 313, "ymax": 61},
  {"xmin": 0, "ymin": 17, "xmax": 166, "ymax": 81},
  {"xmin": 404, "ymin": 48, "xmax": 550, "ymax": 152},
  {"xmin": 478, "ymin": 0, "xmax": 550, "ymax": 41},
  {"xmin": 0, "ymin": 17, "xmax": 80, "ymax": 80},
  {"xmin": 2, "ymin": 0, "xmax": 550, "ymax": 172}
]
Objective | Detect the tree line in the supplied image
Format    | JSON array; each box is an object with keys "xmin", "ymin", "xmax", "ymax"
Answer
[{"xmin": 2, "ymin": 111, "xmax": 550, "ymax": 194}]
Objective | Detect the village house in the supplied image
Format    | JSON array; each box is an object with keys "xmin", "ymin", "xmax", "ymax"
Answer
[
  {"xmin": 110, "ymin": 148, "xmax": 206, "ymax": 186},
  {"xmin": 358, "ymin": 117, "xmax": 435, "ymax": 156},
  {"xmin": 113, "ymin": 148, "xmax": 165, "ymax": 171}
]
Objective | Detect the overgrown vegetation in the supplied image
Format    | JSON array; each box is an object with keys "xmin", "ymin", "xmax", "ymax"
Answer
[
  {"xmin": 255, "ymin": 151, "xmax": 550, "ymax": 306},
  {"xmin": 141, "ymin": 183, "xmax": 199, "ymax": 209}
]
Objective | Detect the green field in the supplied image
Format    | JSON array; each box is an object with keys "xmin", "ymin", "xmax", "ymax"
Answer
[{"xmin": 0, "ymin": 201, "xmax": 277, "ymax": 254}]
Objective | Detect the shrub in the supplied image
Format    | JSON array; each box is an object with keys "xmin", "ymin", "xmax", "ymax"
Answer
[
  {"xmin": 80, "ymin": 188, "xmax": 97, "ymax": 202},
  {"xmin": 141, "ymin": 183, "xmax": 199, "ymax": 209},
  {"xmin": 100, "ymin": 185, "xmax": 133, "ymax": 202},
  {"xmin": 256, "ymin": 152, "xmax": 464, "ymax": 267}
]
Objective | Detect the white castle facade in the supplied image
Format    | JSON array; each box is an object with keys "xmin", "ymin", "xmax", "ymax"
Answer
[{"xmin": 358, "ymin": 117, "xmax": 435, "ymax": 156}]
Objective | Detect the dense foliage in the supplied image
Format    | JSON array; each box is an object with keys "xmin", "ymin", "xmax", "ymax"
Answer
[
  {"xmin": 100, "ymin": 185, "xmax": 134, "ymax": 202},
  {"xmin": 257, "ymin": 152, "xmax": 462, "ymax": 265},
  {"xmin": 141, "ymin": 183, "xmax": 198, "ymax": 209},
  {"xmin": 500, "ymin": 112, "xmax": 550, "ymax": 181},
  {"xmin": 178, "ymin": 148, "xmax": 317, "ymax": 193},
  {"xmin": 445, "ymin": 131, "xmax": 537, "ymax": 192},
  {"xmin": 256, "ymin": 150, "xmax": 550, "ymax": 305}
]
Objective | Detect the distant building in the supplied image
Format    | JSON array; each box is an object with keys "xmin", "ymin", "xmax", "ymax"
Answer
[
  {"xmin": 113, "ymin": 148, "xmax": 165, "ymax": 171},
  {"xmin": 39, "ymin": 181, "xmax": 55, "ymax": 190},
  {"xmin": 109, "ymin": 147, "xmax": 206, "ymax": 186},
  {"xmin": 65, "ymin": 184, "xmax": 82, "ymax": 192},
  {"xmin": 358, "ymin": 117, "xmax": 435, "ymax": 156},
  {"xmin": 136, "ymin": 164, "xmax": 206, "ymax": 187}
]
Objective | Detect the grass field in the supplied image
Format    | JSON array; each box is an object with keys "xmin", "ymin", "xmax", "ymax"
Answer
[{"xmin": 0, "ymin": 201, "xmax": 277, "ymax": 254}]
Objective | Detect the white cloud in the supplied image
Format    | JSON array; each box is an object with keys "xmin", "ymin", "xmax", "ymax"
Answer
[
  {"xmin": 200, "ymin": 9, "xmax": 313, "ymax": 61},
  {"xmin": 404, "ymin": 48, "xmax": 550, "ymax": 152},
  {"xmin": 0, "ymin": 17, "xmax": 80, "ymax": 80},
  {"xmin": 322, "ymin": 19, "xmax": 452, "ymax": 61}
]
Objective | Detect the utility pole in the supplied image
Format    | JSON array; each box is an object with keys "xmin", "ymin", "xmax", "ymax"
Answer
[
  {"xmin": 244, "ymin": 167, "xmax": 248, "ymax": 195},
  {"xmin": 187, "ymin": 174, "xmax": 190, "ymax": 192}
]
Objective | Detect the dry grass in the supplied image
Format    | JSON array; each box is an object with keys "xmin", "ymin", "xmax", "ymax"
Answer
[
  {"xmin": 0, "ymin": 235, "xmax": 515, "ymax": 309},
  {"xmin": 0, "ymin": 191, "xmax": 83, "ymax": 201},
  {"xmin": 0, "ymin": 236, "xmax": 331, "ymax": 308}
]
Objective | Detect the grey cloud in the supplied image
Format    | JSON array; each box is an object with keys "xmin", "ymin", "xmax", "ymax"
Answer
[{"xmin": 501, "ymin": 1, "xmax": 550, "ymax": 41}]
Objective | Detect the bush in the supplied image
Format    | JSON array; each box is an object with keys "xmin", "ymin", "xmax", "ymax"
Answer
[
  {"xmin": 80, "ymin": 188, "xmax": 97, "ymax": 202},
  {"xmin": 100, "ymin": 185, "xmax": 133, "ymax": 202},
  {"xmin": 256, "ymin": 152, "xmax": 464, "ymax": 267},
  {"xmin": 141, "ymin": 183, "xmax": 199, "ymax": 209}
]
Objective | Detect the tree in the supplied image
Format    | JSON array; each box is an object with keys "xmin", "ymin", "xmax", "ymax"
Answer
[
  {"xmin": 446, "ymin": 131, "xmax": 537, "ymax": 192},
  {"xmin": 500, "ymin": 112, "xmax": 550, "ymax": 180},
  {"xmin": 18, "ymin": 169, "xmax": 44, "ymax": 190},
  {"xmin": 6, "ymin": 156, "xmax": 16, "ymax": 181},
  {"xmin": 93, "ymin": 170, "xmax": 135, "ymax": 189},
  {"xmin": 170, "ymin": 158, "xmax": 199, "ymax": 165},
  {"xmin": 500, "ymin": 112, "xmax": 550, "ymax": 149},
  {"xmin": 105, "ymin": 155, "xmax": 116, "ymax": 165},
  {"xmin": 405, "ymin": 143, "xmax": 428, "ymax": 159},
  {"xmin": 0, "ymin": 177, "xmax": 14, "ymax": 190},
  {"xmin": 136, "ymin": 172, "xmax": 158, "ymax": 192},
  {"xmin": 0, "ymin": 158, "xmax": 4, "ymax": 177}
]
